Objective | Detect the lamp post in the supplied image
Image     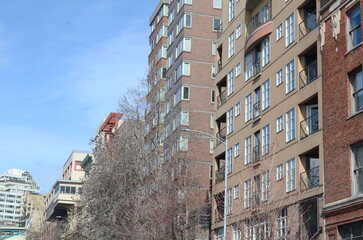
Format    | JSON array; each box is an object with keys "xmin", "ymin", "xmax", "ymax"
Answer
[{"xmin": 181, "ymin": 128, "xmax": 228, "ymax": 240}]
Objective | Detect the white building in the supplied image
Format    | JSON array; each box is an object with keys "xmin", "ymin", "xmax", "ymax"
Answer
[{"xmin": 0, "ymin": 169, "xmax": 39, "ymax": 227}]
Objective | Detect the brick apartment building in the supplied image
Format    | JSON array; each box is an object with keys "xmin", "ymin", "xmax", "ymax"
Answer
[
  {"xmin": 145, "ymin": 0, "xmax": 221, "ymax": 238},
  {"xmin": 320, "ymin": 0, "xmax": 363, "ymax": 239},
  {"xmin": 212, "ymin": 0, "xmax": 324, "ymax": 239}
]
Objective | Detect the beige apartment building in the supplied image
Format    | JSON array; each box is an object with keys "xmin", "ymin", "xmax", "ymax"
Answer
[{"xmin": 213, "ymin": 0, "xmax": 323, "ymax": 239}]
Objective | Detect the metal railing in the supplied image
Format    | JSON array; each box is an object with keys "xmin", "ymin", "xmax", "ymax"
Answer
[
  {"xmin": 215, "ymin": 166, "xmax": 225, "ymax": 184},
  {"xmin": 300, "ymin": 112, "xmax": 319, "ymax": 139},
  {"xmin": 253, "ymin": 101, "xmax": 261, "ymax": 119},
  {"xmin": 300, "ymin": 60, "xmax": 318, "ymax": 89},
  {"xmin": 247, "ymin": 6, "xmax": 272, "ymax": 37},
  {"xmin": 216, "ymin": 126, "xmax": 226, "ymax": 145},
  {"xmin": 217, "ymin": 89, "xmax": 227, "ymax": 108},
  {"xmin": 299, "ymin": 11, "xmax": 317, "ymax": 39},
  {"xmin": 253, "ymin": 145, "xmax": 261, "ymax": 163},
  {"xmin": 300, "ymin": 166, "xmax": 320, "ymax": 191}
]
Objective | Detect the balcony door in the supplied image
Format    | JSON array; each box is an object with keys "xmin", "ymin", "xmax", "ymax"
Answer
[
  {"xmin": 306, "ymin": 104, "xmax": 318, "ymax": 135},
  {"xmin": 307, "ymin": 156, "xmax": 319, "ymax": 189}
]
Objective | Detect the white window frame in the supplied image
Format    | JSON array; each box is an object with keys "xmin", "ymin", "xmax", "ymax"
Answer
[
  {"xmin": 244, "ymin": 179, "xmax": 252, "ymax": 208},
  {"xmin": 276, "ymin": 23, "xmax": 283, "ymax": 41},
  {"xmin": 262, "ymin": 124, "xmax": 270, "ymax": 155},
  {"xmin": 228, "ymin": 0, "xmax": 236, "ymax": 22},
  {"xmin": 276, "ymin": 68, "xmax": 283, "ymax": 86},
  {"xmin": 352, "ymin": 141, "xmax": 363, "ymax": 195},
  {"xmin": 285, "ymin": 13, "xmax": 295, "ymax": 47},
  {"xmin": 234, "ymin": 143, "xmax": 240, "ymax": 157},
  {"xmin": 227, "ymin": 107, "xmax": 234, "ymax": 134},
  {"xmin": 261, "ymin": 170, "xmax": 270, "ymax": 201},
  {"xmin": 286, "ymin": 158, "xmax": 296, "ymax": 192},
  {"xmin": 286, "ymin": 108, "xmax": 296, "ymax": 142},
  {"xmin": 233, "ymin": 185, "xmax": 240, "ymax": 199},
  {"xmin": 245, "ymin": 93, "xmax": 253, "ymax": 122},
  {"xmin": 245, "ymin": 135, "xmax": 252, "ymax": 165},
  {"xmin": 227, "ymin": 147, "xmax": 233, "ymax": 174},
  {"xmin": 286, "ymin": 60, "xmax": 295, "ymax": 94},
  {"xmin": 236, "ymin": 63, "xmax": 241, "ymax": 77},
  {"xmin": 262, "ymin": 79, "xmax": 270, "ymax": 110},
  {"xmin": 235, "ymin": 102, "xmax": 241, "ymax": 116},
  {"xmin": 227, "ymin": 69, "xmax": 235, "ymax": 95},
  {"xmin": 276, "ymin": 115, "xmax": 284, "ymax": 133},
  {"xmin": 228, "ymin": 32, "xmax": 235, "ymax": 58},
  {"xmin": 262, "ymin": 36, "xmax": 270, "ymax": 66},
  {"xmin": 276, "ymin": 163, "xmax": 284, "ymax": 181}
]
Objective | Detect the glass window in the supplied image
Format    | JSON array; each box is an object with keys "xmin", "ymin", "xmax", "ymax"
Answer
[
  {"xmin": 227, "ymin": 69, "xmax": 235, "ymax": 95},
  {"xmin": 234, "ymin": 143, "xmax": 240, "ymax": 157},
  {"xmin": 262, "ymin": 36, "xmax": 270, "ymax": 66},
  {"xmin": 352, "ymin": 142, "xmax": 363, "ymax": 195},
  {"xmin": 245, "ymin": 136, "xmax": 252, "ymax": 165},
  {"xmin": 244, "ymin": 179, "xmax": 252, "ymax": 208},
  {"xmin": 213, "ymin": 0, "xmax": 222, "ymax": 9},
  {"xmin": 261, "ymin": 170, "xmax": 270, "ymax": 201},
  {"xmin": 286, "ymin": 158, "xmax": 296, "ymax": 192},
  {"xmin": 347, "ymin": 4, "xmax": 362, "ymax": 50},
  {"xmin": 213, "ymin": 18, "xmax": 222, "ymax": 31},
  {"xmin": 286, "ymin": 108, "xmax": 296, "ymax": 142},
  {"xmin": 227, "ymin": 147, "xmax": 233, "ymax": 174},
  {"xmin": 286, "ymin": 60, "xmax": 295, "ymax": 94},
  {"xmin": 285, "ymin": 13, "xmax": 295, "ymax": 46},
  {"xmin": 262, "ymin": 124, "xmax": 270, "ymax": 155},
  {"xmin": 276, "ymin": 163, "xmax": 284, "ymax": 181},
  {"xmin": 245, "ymin": 93, "xmax": 253, "ymax": 122},
  {"xmin": 276, "ymin": 115, "xmax": 284, "ymax": 133},
  {"xmin": 350, "ymin": 68, "xmax": 363, "ymax": 113},
  {"xmin": 339, "ymin": 220, "xmax": 363, "ymax": 240},
  {"xmin": 229, "ymin": 0, "xmax": 236, "ymax": 22},
  {"xmin": 277, "ymin": 208, "xmax": 288, "ymax": 239},
  {"xmin": 262, "ymin": 79, "xmax": 270, "ymax": 110},
  {"xmin": 228, "ymin": 32, "xmax": 235, "ymax": 58},
  {"xmin": 276, "ymin": 23, "xmax": 283, "ymax": 41},
  {"xmin": 235, "ymin": 102, "xmax": 241, "ymax": 116},
  {"xmin": 227, "ymin": 107, "xmax": 234, "ymax": 134},
  {"xmin": 236, "ymin": 63, "xmax": 241, "ymax": 77},
  {"xmin": 276, "ymin": 68, "xmax": 283, "ymax": 86}
]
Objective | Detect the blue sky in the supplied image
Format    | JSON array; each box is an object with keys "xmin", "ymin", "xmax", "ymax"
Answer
[{"xmin": 0, "ymin": 0, "xmax": 158, "ymax": 192}]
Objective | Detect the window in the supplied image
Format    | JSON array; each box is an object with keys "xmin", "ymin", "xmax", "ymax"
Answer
[
  {"xmin": 233, "ymin": 224, "xmax": 242, "ymax": 240},
  {"xmin": 244, "ymin": 179, "xmax": 252, "ymax": 208},
  {"xmin": 350, "ymin": 68, "xmax": 363, "ymax": 113},
  {"xmin": 236, "ymin": 63, "xmax": 241, "ymax": 77},
  {"xmin": 210, "ymin": 114, "xmax": 214, "ymax": 128},
  {"xmin": 236, "ymin": 25, "xmax": 242, "ymax": 38},
  {"xmin": 277, "ymin": 208, "xmax": 288, "ymax": 239},
  {"xmin": 235, "ymin": 102, "xmax": 241, "ymax": 116},
  {"xmin": 262, "ymin": 36, "xmax": 270, "ymax": 66},
  {"xmin": 212, "ymin": 65, "xmax": 216, "ymax": 78},
  {"xmin": 227, "ymin": 188, "xmax": 232, "ymax": 214},
  {"xmin": 262, "ymin": 124, "xmax": 270, "ymax": 155},
  {"xmin": 276, "ymin": 163, "xmax": 284, "ymax": 181},
  {"xmin": 286, "ymin": 108, "xmax": 296, "ymax": 142},
  {"xmin": 352, "ymin": 141, "xmax": 363, "ymax": 195},
  {"xmin": 262, "ymin": 79, "xmax": 270, "ymax": 110},
  {"xmin": 286, "ymin": 158, "xmax": 296, "ymax": 192},
  {"xmin": 234, "ymin": 185, "xmax": 240, "ymax": 199},
  {"xmin": 285, "ymin": 13, "xmax": 295, "ymax": 46},
  {"xmin": 245, "ymin": 135, "xmax": 252, "ymax": 165},
  {"xmin": 276, "ymin": 115, "xmax": 284, "ymax": 133},
  {"xmin": 213, "ymin": 0, "xmax": 222, "ymax": 8},
  {"xmin": 245, "ymin": 93, "xmax": 253, "ymax": 122},
  {"xmin": 276, "ymin": 68, "xmax": 283, "ymax": 86},
  {"xmin": 234, "ymin": 143, "xmax": 240, "ymax": 157},
  {"xmin": 229, "ymin": 0, "xmax": 236, "ymax": 22},
  {"xmin": 276, "ymin": 23, "xmax": 283, "ymax": 41},
  {"xmin": 212, "ymin": 42, "xmax": 217, "ymax": 55},
  {"xmin": 286, "ymin": 60, "xmax": 295, "ymax": 93},
  {"xmin": 261, "ymin": 170, "xmax": 270, "ymax": 201},
  {"xmin": 228, "ymin": 32, "xmax": 235, "ymax": 58},
  {"xmin": 175, "ymin": 38, "xmax": 191, "ymax": 58},
  {"xmin": 227, "ymin": 147, "xmax": 233, "ymax": 174},
  {"xmin": 227, "ymin": 69, "xmax": 235, "ymax": 95},
  {"xmin": 174, "ymin": 86, "xmax": 190, "ymax": 105},
  {"xmin": 227, "ymin": 107, "xmax": 234, "ymax": 134},
  {"xmin": 176, "ymin": 14, "xmax": 192, "ymax": 35},
  {"xmin": 339, "ymin": 220, "xmax": 363, "ymax": 240},
  {"xmin": 213, "ymin": 18, "xmax": 222, "ymax": 31},
  {"xmin": 210, "ymin": 139, "xmax": 214, "ymax": 153},
  {"xmin": 347, "ymin": 4, "xmax": 362, "ymax": 50},
  {"xmin": 180, "ymin": 136, "xmax": 188, "ymax": 151},
  {"xmin": 245, "ymin": 52, "xmax": 253, "ymax": 80},
  {"xmin": 176, "ymin": 62, "xmax": 191, "ymax": 79},
  {"xmin": 181, "ymin": 111, "xmax": 189, "ymax": 125}
]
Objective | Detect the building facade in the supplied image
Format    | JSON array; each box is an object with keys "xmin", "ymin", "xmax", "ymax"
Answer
[
  {"xmin": 212, "ymin": 0, "xmax": 324, "ymax": 239},
  {"xmin": 0, "ymin": 169, "xmax": 39, "ymax": 227},
  {"xmin": 320, "ymin": 0, "xmax": 363, "ymax": 239}
]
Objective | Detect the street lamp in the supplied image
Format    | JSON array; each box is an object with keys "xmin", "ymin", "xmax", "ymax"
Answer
[{"xmin": 181, "ymin": 128, "xmax": 228, "ymax": 240}]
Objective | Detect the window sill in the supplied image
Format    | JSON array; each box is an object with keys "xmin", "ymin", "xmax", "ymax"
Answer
[
  {"xmin": 347, "ymin": 108, "xmax": 363, "ymax": 120},
  {"xmin": 345, "ymin": 42, "xmax": 363, "ymax": 56}
]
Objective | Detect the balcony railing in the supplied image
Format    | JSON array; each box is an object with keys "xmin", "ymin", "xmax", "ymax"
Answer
[
  {"xmin": 300, "ymin": 166, "xmax": 319, "ymax": 191},
  {"xmin": 217, "ymin": 89, "xmax": 227, "ymax": 108},
  {"xmin": 253, "ymin": 145, "xmax": 261, "ymax": 163},
  {"xmin": 253, "ymin": 101, "xmax": 261, "ymax": 119},
  {"xmin": 214, "ymin": 208, "xmax": 224, "ymax": 223},
  {"xmin": 252, "ymin": 192, "xmax": 261, "ymax": 208},
  {"xmin": 300, "ymin": 112, "xmax": 319, "ymax": 140},
  {"xmin": 215, "ymin": 166, "xmax": 225, "ymax": 184},
  {"xmin": 247, "ymin": 6, "xmax": 272, "ymax": 37},
  {"xmin": 299, "ymin": 60, "xmax": 318, "ymax": 89},
  {"xmin": 216, "ymin": 126, "xmax": 226, "ymax": 145},
  {"xmin": 299, "ymin": 11, "xmax": 317, "ymax": 39}
]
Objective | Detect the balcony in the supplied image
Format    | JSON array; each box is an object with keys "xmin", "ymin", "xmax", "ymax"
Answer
[
  {"xmin": 247, "ymin": 6, "xmax": 272, "ymax": 37},
  {"xmin": 215, "ymin": 166, "xmax": 225, "ymax": 184},
  {"xmin": 217, "ymin": 89, "xmax": 227, "ymax": 108},
  {"xmin": 300, "ymin": 112, "xmax": 319, "ymax": 139},
  {"xmin": 253, "ymin": 146, "xmax": 261, "ymax": 163},
  {"xmin": 299, "ymin": 60, "xmax": 318, "ymax": 89},
  {"xmin": 300, "ymin": 166, "xmax": 319, "ymax": 191},
  {"xmin": 216, "ymin": 127, "xmax": 226, "ymax": 146},
  {"xmin": 299, "ymin": 11, "xmax": 317, "ymax": 39},
  {"xmin": 253, "ymin": 101, "xmax": 261, "ymax": 119}
]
